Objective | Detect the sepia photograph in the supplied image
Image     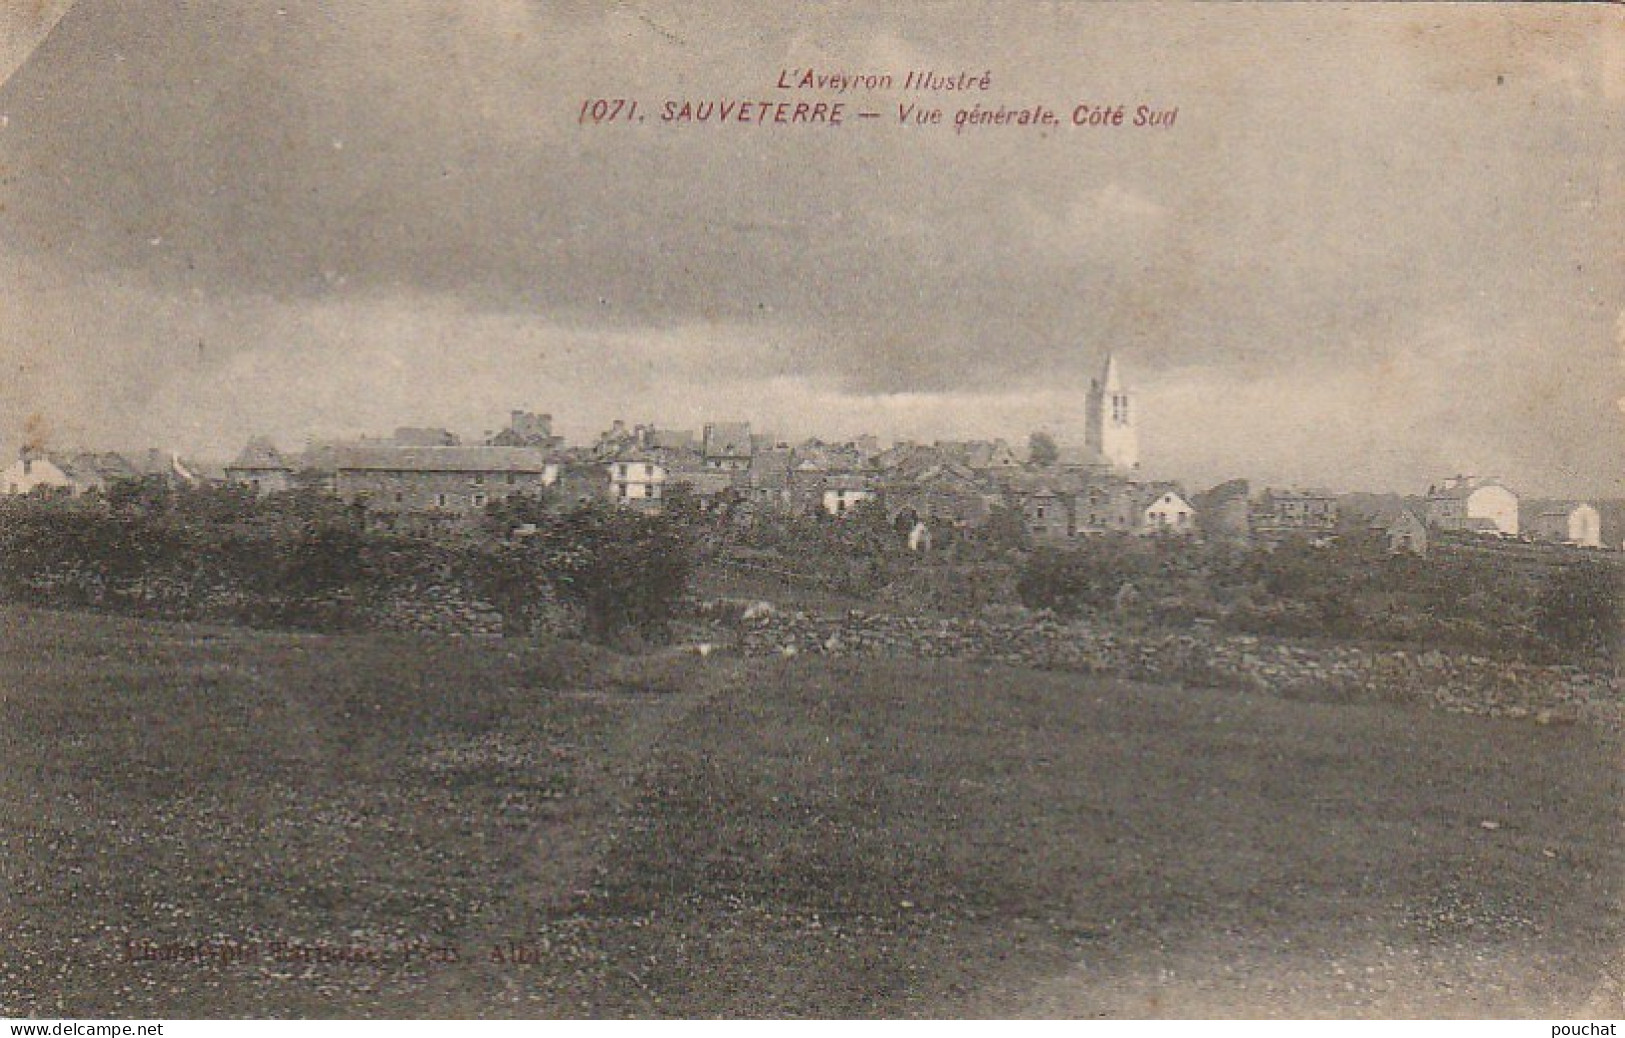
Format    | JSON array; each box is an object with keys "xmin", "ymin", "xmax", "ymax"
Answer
[{"xmin": 1, "ymin": 0, "xmax": 1622, "ymax": 1022}]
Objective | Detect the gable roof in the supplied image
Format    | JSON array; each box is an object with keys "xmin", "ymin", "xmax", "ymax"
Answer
[
  {"xmin": 52, "ymin": 451, "xmax": 138, "ymax": 484},
  {"xmin": 228, "ymin": 437, "xmax": 290, "ymax": 471},
  {"xmin": 1143, "ymin": 489, "xmax": 1193, "ymax": 512}
]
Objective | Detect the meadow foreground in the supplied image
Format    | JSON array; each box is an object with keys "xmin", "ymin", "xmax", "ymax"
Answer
[{"xmin": 2, "ymin": 605, "xmax": 1620, "ymax": 1017}]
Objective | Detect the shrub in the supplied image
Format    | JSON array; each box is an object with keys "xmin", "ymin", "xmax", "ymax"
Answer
[
  {"xmin": 1534, "ymin": 560, "xmax": 1622, "ymax": 662},
  {"xmin": 1016, "ymin": 542, "xmax": 1137, "ymax": 617},
  {"xmin": 503, "ymin": 503, "xmax": 693, "ymax": 645}
]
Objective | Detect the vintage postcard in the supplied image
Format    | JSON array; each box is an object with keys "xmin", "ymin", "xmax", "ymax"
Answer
[{"xmin": 1, "ymin": 1, "xmax": 1622, "ymax": 1022}]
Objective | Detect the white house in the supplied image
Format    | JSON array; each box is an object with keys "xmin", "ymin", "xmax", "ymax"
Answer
[
  {"xmin": 1425, "ymin": 476, "xmax": 1519, "ymax": 537},
  {"xmin": 608, "ymin": 457, "xmax": 666, "ymax": 508},
  {"xmin": 821, "ymin": 475, "xmax": 874, "ymax": 517},
  {"xmin": 1, "ymin": 451, "xmax": 79, "ymax": 496},
  {"xmin": 1141, "ymin": 489, "xmax": 1196, "ymax": 535}
]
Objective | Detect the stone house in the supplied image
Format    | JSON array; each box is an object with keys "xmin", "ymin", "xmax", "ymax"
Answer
[
  {"xmin": 224, "ymin": 437, "xmax": 294, "ymax": 497},
  {"xmin": 737, "ymin": 447, "xmax": 795, "ymax": 515},
  {"xmin": 1385, "ymin": 510, "xmax": 1429, "ymax": 556},
  {"xmin": 1022, "ymin": 486, "xmax": 1069, "ymax": 542},
  {"xmin": 1074, "ymin": 479, "xmax": 1146, "ymax": 535},
  {"xmin": 334, "ymin": 446, "xmax": 558, "ymax": 529},
  {"xmin": 1252, "ymin": 488, "xmax": 1338, "ymax": 535},
  {"xmin": 1529, "ymin": 503, "xmax": 1602, "ymax": 548},
  {"xmin": 1426, "ymin": 476, "xmax": 1519, "ymax": 537},
  {"xmin": 702, "ymin": 422, "xmax": 753, "ymax": 471},
  {"xmin": 882, "ymin": 461, "xmax": 994, "ymax": 528}
]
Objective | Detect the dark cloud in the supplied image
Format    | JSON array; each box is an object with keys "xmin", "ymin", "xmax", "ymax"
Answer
[{"xmin": 1, "ymin": 2, "xmax": 1620, "ymax": 494}]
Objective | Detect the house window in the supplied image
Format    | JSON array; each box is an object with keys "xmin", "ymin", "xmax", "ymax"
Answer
[
  {"xmin": 473, "ymin": 493, "xmax": 487, "ymax": 507},
  {"xmin": 473, "ymin": 473, "xmax": 485, "ymax": 485},
  {"xmin": 436, "ymin": 493, "xmax": 447, "ymax": 507},
  {"xmin": 1035, "ymin": 507, "xmax": 1045, "ymax": 519},
  {"xmin": 394, "ymin": 492, "xmax": 404, "ymax": 503}
]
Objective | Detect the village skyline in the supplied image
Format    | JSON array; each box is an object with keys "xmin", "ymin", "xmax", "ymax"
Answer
[
  {"xmin": 6, "ymin": 348, "xmax": 1619, "ymax": 558},
  {"xmin": 3, "ymin": 341, "xmax": 1622, "ymax": 503}
]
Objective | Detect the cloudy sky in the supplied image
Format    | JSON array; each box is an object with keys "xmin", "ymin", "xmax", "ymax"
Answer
[{"xmin": 1, "ymin": 2, "xmax": 1620, "ymax": 495}]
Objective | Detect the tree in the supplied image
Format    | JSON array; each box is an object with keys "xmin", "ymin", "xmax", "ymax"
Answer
[
  {"xmin": 277, "ymin": 523, "xmax": 369, "ymax": 595},
  {"xmin": 104, "ymin": 474, "xmax": 174, "ymax": 518},
  {"xmin": 165, "ymin": 481, "xmax": 258, "ymax": 527},
  {"xmin": 518, "ymin": 503, "xmax": 693, "ymax": 645},
  {"xmin": 1028, "ymin": 430, "xmax": 1059, "ymax": 467},
  {"xmin": 1016, "ymin": 540, "xmax": 1139, "ymax": 617},
  {"xmin": 660, "ymin": 481, "xmax": 704, "ymax": 527}
]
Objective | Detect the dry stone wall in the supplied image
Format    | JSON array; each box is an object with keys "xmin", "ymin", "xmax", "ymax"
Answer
[{"xmin": 711, "ymin": 602, "xmax": 1621, "ymax": 727}]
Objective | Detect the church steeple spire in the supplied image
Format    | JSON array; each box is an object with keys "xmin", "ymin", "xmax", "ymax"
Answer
[
  {"xmin": 1099, "ymin": 352, "xmax": 1123, "ymax": 394},
  {"xmin": 1085, "ymin": 351, "xmax": 1139, "ymax": 472}
]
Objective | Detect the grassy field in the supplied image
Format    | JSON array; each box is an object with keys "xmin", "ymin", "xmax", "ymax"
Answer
[{"xmin": 2, "ymin": 604, "xmax": 1621, "ymax": 1018}]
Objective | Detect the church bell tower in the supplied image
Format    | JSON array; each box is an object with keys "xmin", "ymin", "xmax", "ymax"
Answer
[{"xmin": 1085, "ymin": 352, "xmax": 1139, "ymax": 472}]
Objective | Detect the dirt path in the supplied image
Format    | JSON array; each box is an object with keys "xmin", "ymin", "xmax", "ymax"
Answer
[{"xmin": 407, "ymin": 653, "xmax": 747, "ymax": 1014}]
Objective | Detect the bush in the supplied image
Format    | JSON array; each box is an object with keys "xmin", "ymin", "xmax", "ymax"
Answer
[
  {"xmin": 0, "ymin": 492, "xmax": 695, "ymax": 645},
  {"xmin": 1534, "ymin": 561, "xmax": 1621, "ymax": 662},
  {"xmin": 1016, "ymin": 541, "xmax": 1138, "ymax": 617},
  {"xmin": 498, "ymin": 503, "xmax": 693, "ymax": 645}
]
